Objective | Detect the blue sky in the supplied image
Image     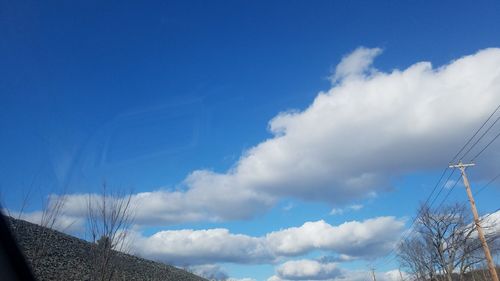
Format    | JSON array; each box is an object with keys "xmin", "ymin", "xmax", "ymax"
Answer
[{"xmin": 1, "ymin": 1, "xmax": 500, "ymax": 281}]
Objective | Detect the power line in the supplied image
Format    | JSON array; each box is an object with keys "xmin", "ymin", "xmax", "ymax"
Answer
[
  {"xmin": 451, "ymin": 162, "xmax": 499, "ymax": 281},
  {"xmin": 465, "ymin": 228, "xmax": 500, "ymax": 261},
  {"xmin": 428, "ymin": 103, "xmax": 500, "ymax": 212},
  {"xmin": 470, "ymin": 129, "xmax": 500, "ymax": 161},
  {"xmin": 381, "ymin": 207, "xmax": 500, "ymax": 267},
  {"xmin": 426, "ymin": 102, "xmax": 500, "ymax": 211},
  {"xmin": 452, "ymin": 104, "xmax": 500, "ymax": 161},
  {"xmin": 474, "ymin": 172, "xmax": 500, "ymax": 196},
  {"xmin": 382, "ymin": 171, "xmax": 462, "ymax": 264},
  {"xmin": 398, "ymin": 167, "xmax": 452, "ymax": 241},
  {"xmin": 422, "ymin": 167, "xmax": 450, "ymax": 208},
  {"xmin": 429, "ymin": 103, "xmax": 500, "ymax": 209},
  {"xmin": 428, "ymin": 168, "xmax": 456, "ymax": 208},
  {"xmin": 377, "ymin": 102, "xmax": 500, "ymax": 266},
  {"xmin": 460, "ymin": 115, "xmax": 500, "ymax": 160},
  {"xmin": 434, "ymin": 173, "xmax": 462, "ymax": 212},
  {"xmin": 481, "ymin": 207, "xmax": 500, "ymax": 219},
  {"xmin": 376, "ymin": 167, "xmax": 454, "ymax": 263}
]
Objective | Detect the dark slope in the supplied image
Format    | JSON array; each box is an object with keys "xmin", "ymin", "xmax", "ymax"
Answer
[{"xmin": 7, "ymin": 217, "xmax": 207, "ymax": 281}]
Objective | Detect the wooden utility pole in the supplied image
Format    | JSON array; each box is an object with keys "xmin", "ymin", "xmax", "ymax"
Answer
[
  {"xmin": 371, "ymin": 268, "xmax": 377, "ymax": 281},
  {"xmin": 449, "ymin": 161, "xmax": 499, "ymax": 281},
  {"xmin": 398, "ymin": 268, "xmax": 405, "ymax": 281}
]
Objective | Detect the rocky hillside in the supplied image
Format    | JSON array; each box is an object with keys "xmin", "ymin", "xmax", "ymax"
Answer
[{"xmin": 7, "ymin": 217, "xmax": 207, "ymax": 281}]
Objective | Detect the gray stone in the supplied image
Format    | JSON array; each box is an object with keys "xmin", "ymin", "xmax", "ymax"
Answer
[{"xmin": 6, "ymin": 217, "xmax": 207, "ymax": 281}]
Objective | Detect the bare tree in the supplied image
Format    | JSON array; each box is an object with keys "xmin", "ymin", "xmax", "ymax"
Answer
[
  {"xmin": 1, "ymin": 181, "xmax": 75, "ymax": 279},
  {"xmin": 398, "ymin": 203, "xmax": 499, "ymax": 281},
  {"xmin": 398, "ymin": 235, "xmax": 439, "ymax": 281},
  {"xmin": 87, "ymin": 184, "xmax": 134, "ymax": 281},
  {"xmin": 30, "ymin": 193, "xmax": 69, "ymax": 270}
]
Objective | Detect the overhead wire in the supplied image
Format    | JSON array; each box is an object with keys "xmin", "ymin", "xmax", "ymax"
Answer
[
  {"xmin": 376, "ymin": 102, "xmax": 500, "ymax": 266},
  {"xmin": 433, "ymin": 173, "xmax": 462, "ymax": 212},
  {"xmin": 465, "ymin": 207, "xmax": 500, "ymax": 258},
  {"xmin": 474, "ymin": 172, "xmax": 500, "ymax": 196},
  {"xmin": 470, "ymin": 129, "xmax": 500, "ymax": 161},
  {"xmin": 460, "ymin": 114, "xmax": 500, "ymax": 161},
  {"xmin": 425, "ymin": 101, "xmax": 500, "ymax": 210},
  {"xmin": 428, "ymin": 168, "xmax": 456, "ymax": 209},
  {"xmin": 375, "ymin": 167, "xmax": 454, "ymax": 263},
  {"xmin": 424, "ymin": 103, "xmax": 500, "ymax": 216},
  {"xmin": 430, "ymin": 102, "xmax": 500, "ymax": 211},
  {"xmin": 481, "ymin": 207, "xmax": 500, "ymax": 219},
  {"xmin": 452, "ymin": 103, "xmax": 500, "ymax": 162}
]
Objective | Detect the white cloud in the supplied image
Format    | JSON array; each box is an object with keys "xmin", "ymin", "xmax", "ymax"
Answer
[
  {"xmin": 277, "ymin": 260, "xmax": 341, "ymax": 280},
  {"xmin": 266, "ymin": 217, "xmax": 404, "ymax": 258},
  {"xmin": 383, "ymin": 270, "xmax": 408, "ymax": 281},
  {"xmin": 330, "ymin": 47, "xmax": 382, "ymax": 83},
  {"xmin": 127, "ymin": 216, "xmax": 404, "ymax": 265},
  {"xmin": 444, "ymin": 180, "xmax": 456, "ymax": 189},
  {"xmin": 130, "ymin": 227, "xmax": 274, "ymax": 265},
  {"xmin": 329, "ymin": 208, "xmax": 344, "ymax": 215},
  {"xmin": 187, "ymin": 264, "xmax": 229, "ymax": 280},
  {"xmin": 185, "ymin": 264, "xmax": 257, "ymax": 281},
  {"xmin": 443, "ymin": 180, "xmax": 463, "ymax": 189},
  {"xmin": 56, "ymin": 187, "xmax": 275, "ymax": 225},
  {"xmin": 8, "ymin": 210, "xmax": 85, "ymax": 234},
  {"xmin": 268, "ymin": 260, "xmax": 406, "ymax": 281},
  {"xmin": 330, "ymin": 204, "xmax": 363, "ymax": 215},
  {"xmin": 349, "ymin": 204, "xmax": 363, "ymax": 211},
  {"xmin": 480, "ymin": 209, "xmax": 500, "ymax": 236},
  {"xmin": 330, "ymin": 269, "xmax": 404, "ymax": 281},
  {"xmin": 283, "ymin": 202, "xmax": 295, "ymax": 211},
  {"xmin": 47, "ymin": 47, "xmax": 500, "ymax": 224}
]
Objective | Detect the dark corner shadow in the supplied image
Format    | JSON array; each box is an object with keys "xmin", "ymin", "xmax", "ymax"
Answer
[{"xmin": 0, "ymin": 209, "xmax": 37, "ymax": 281}]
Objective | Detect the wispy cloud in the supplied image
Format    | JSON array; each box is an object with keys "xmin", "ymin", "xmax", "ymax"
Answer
[
  {"xmin": 282, "ymin": 202, "xmax": 294, "ymax": 211},
  {"xmin": 330, "ymin": 204, "xmax": 364, "ymax": 215}
]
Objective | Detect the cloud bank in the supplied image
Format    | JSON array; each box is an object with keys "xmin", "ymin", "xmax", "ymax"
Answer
[
  {"xmin": 128, "ymin": 216, "xmax": 404, "ymax": 265},
  {"xmin": 49, "ymin": 47, "xmax": 500, "ymax": 224}
]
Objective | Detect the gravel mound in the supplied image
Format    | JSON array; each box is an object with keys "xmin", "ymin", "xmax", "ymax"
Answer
[{"xmin": 7, "ymin": 217, "xmax": 207, "ymax": 281}]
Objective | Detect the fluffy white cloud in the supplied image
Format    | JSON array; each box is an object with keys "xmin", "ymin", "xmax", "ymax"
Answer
[
  {"xmin": 268, "ymin": 260, "xmax": 406, "ymax": 281},
  {"xmin": 56, "ymin": 187, "xmax": 274, "ymax": 225},
  {"xmin": 49, "ymin": 47, "xmax": 500, "ymax": 224},
  {"xmin": 127, "ymin": 216, "xmax": 404, "ymax": 265},
  {"xmin": 331, "ymin": 47, "xmax": 382, "ymax": 83},
  {"xmin": 266, "ymin": 217, "xmax": 404, "ymax": 258},
  {"xmin": 277, "ymin": 260, "xmax": 341, "ymax": 280},
  {"xmin": 130, "ymin": 227, "xmax": 273, "ymax": 265}
]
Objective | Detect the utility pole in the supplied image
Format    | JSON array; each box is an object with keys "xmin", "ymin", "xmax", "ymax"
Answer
[
  {"xmin": 371, "ymin": 268, "xmax": 377, "ymax": 281},
  {"xmin": 449, "ymin": 161, "xmax": 499, "ymax": 281}
]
